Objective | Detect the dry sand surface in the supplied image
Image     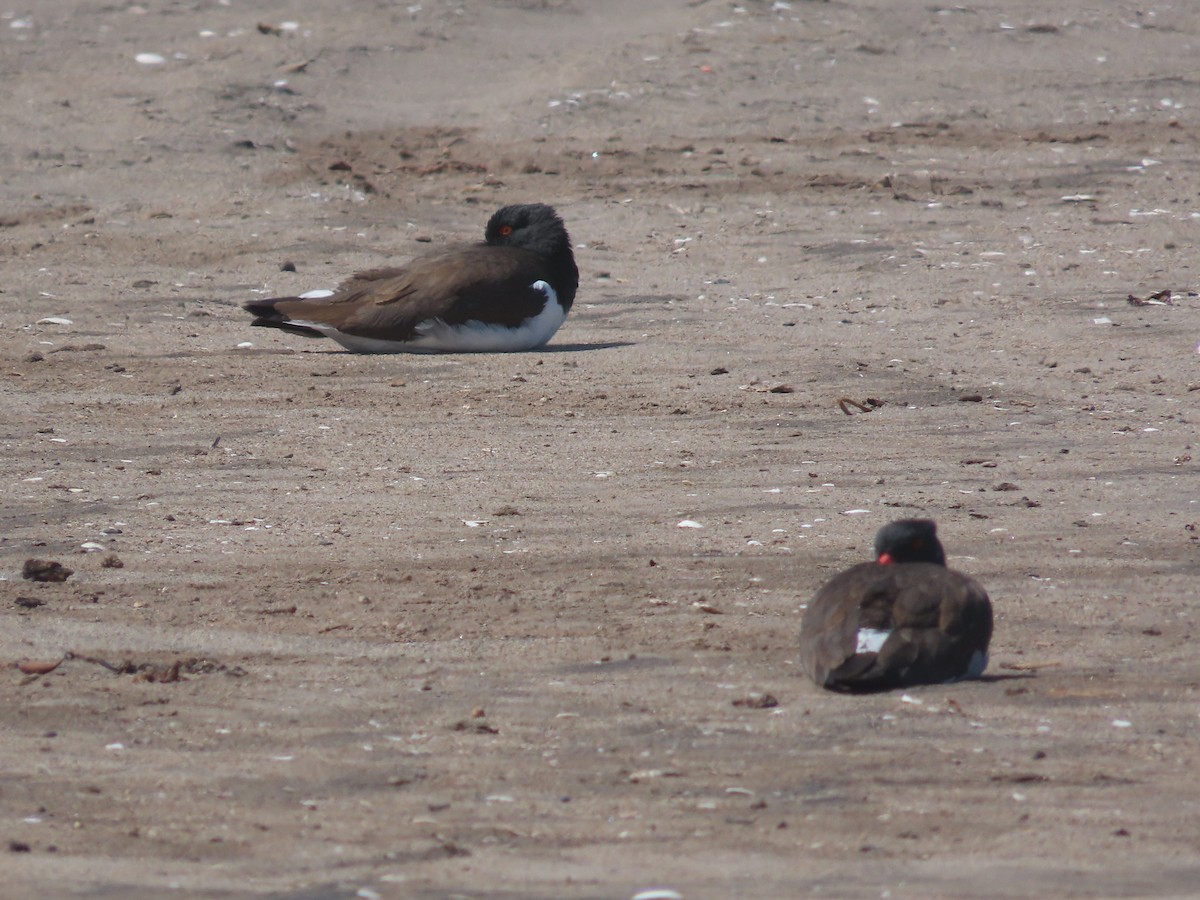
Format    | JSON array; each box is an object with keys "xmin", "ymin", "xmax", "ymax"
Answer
[{"xmin": 3, "ymin": 1, "xmax": 1200, "ymax": 897}]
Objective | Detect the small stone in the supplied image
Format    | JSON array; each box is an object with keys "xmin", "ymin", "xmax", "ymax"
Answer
[
  {"xmin": 22, "ymin": 559, "xmax": 73, "ymax": 582},
  {"xmin": 732, "ymin": 693, "xmax": 779, "ymax": 709}
]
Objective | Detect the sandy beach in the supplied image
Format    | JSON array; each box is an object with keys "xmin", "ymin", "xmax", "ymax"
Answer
[{"xmin": 3, "ymin": 1, "xmax": 1199, "ymax": 896}]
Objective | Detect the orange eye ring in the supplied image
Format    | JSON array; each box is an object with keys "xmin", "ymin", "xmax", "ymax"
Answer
[{"xmin": 498, "ymin": 224, "xmax": 514, "ymax": 236}]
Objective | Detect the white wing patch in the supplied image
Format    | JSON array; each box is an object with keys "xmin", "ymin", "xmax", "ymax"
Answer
[
  {"xmin": 306, "ymin": 280, "xmax": 566, "ymax": 354},
  {"xmin": 964, "ymin": 649, "xmax": 989, "ymax": 679},
  {"xmin": 855, "ymin": 628, "xmax": 891, "ymax": 655}
]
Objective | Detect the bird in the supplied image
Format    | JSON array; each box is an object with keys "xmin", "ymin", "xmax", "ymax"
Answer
[
  {"xmin": 797, "ymin": 519, "xmax": 993, "ymax": 692},
  {"xmin": 243, "ymin": 203, "xmax": 578, "ymax": 353}
]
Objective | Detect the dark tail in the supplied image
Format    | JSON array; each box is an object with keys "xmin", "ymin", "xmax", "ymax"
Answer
[{"xmin": 243, "ymin": 298, "xmax": 325, "ymax": 338}]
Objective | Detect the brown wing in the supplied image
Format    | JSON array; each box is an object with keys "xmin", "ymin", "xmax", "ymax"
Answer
[
  {"xmin": 876, "ymin": 566, "xmax": 992, "ymax": 686},
  {"xmin": 246, "ymin": 244, "xmax": 550, "ymax": 342},
  {"xmin": 799, "ymin": 563, "xmax": 993, "ymax": 692},
  {"xmin": 797, "ymin": 562, "xmax": 878, "ymax": 687}
]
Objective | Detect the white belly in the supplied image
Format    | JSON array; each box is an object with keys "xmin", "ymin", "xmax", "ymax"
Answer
[{"xmin": 318, "ymin": 281, "xmax": 566, "ymax": 354}]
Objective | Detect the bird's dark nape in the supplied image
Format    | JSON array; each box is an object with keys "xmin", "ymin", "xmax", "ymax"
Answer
[{"xmin": 873, "ymin": 518, "xmax": 946, "ymax": 566}]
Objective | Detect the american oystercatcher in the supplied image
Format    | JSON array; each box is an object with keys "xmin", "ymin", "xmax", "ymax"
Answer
[
  {"xmin": 244, "ymin": 203, "xmax": 578, "ymax": 353},
  {"xmin": 798, "ymin": 519, "xmax": 993, "ymax": 692}
]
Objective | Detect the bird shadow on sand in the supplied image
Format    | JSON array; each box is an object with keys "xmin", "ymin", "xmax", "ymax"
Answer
[
  {"xmin": 536, "ymin": 340, "xmax": 634, "ymax": 353},
  {"xmin": 316, "ymin": 340, "xmax": 634, "ymax": 355},
  {"xmin": 978, "ymin": 671, "xmax": 1039, "ymax": 684}
]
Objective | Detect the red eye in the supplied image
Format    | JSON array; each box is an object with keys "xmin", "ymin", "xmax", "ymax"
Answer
[{"xmin": 498, "ymin": 224, "xmax": 513, "ymax": 236}]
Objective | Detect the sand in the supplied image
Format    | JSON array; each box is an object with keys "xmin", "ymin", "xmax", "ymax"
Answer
[{"xmin": 3, "ymin": 1, "xmax": 1199, "ymax": 897}]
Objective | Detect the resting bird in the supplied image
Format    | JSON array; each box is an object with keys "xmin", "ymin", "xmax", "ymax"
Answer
[
  {"xmin": 243, "ymin": 203, "xmax": 578, "ymax": 353},
  {"xmin": 798, "ymin": 519, "xmax": 993, "ymax": 692}
]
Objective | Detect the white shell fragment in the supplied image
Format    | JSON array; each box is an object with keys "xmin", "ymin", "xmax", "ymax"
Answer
[
  {"xmin": 676, "ymin": 519, "xmax": 704, "ymax": 529},
  {"xmin": 135, "ymin": 52, "xmax": 166, "ymax": 65},
  {"xmin": 36, "ymin": 316, "xmax": 73, "ymax": 325},
  {"xmin": 632, "ymin": 891, "xmax": 684, "ymax": 900}
]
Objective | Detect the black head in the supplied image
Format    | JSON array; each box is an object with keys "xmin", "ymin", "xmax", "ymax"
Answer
[
  {"xmin": 483, "ymin": 203, "xmax": 579, "ymax": 310},
  {"xmin": 485, "ymin": 203, "xmax": 569, "ymax": 250},
  {"xmin": 873, "ymin": 519, "xmax": 946, "ymax": 566}
]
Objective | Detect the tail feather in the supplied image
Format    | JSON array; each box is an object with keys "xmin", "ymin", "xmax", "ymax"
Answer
[{"xmin": 244, "ymin": 298, "xmax": 326, "ymax": 338}]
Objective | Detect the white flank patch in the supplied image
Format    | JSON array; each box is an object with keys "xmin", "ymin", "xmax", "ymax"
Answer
[
  {"xmin": 855, "ymin": 628, "xmax": 890, "ymax": 655},
  {"xmin": 411, "ymin": 280, "xmax": 565, "ymax": 352},
  {"xmin": 965, "ymin": 649, "xmax": 989, "ymax": 679},
  {"xmin": 945, "ymin": 649, "xmax": 989, "ymax": 683},
  {"xmin": 316, "ymin": 280, "xmax": 566, "ymax": 353}
]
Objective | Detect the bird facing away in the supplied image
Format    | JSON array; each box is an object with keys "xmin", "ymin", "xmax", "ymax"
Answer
[
  {"xmin": 243, "ymin": 203, "xmax": 578, "ymax": 353},
  {"xmin": 797, "ymin": 519, "xmax": 993, "ymax": 692}
]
